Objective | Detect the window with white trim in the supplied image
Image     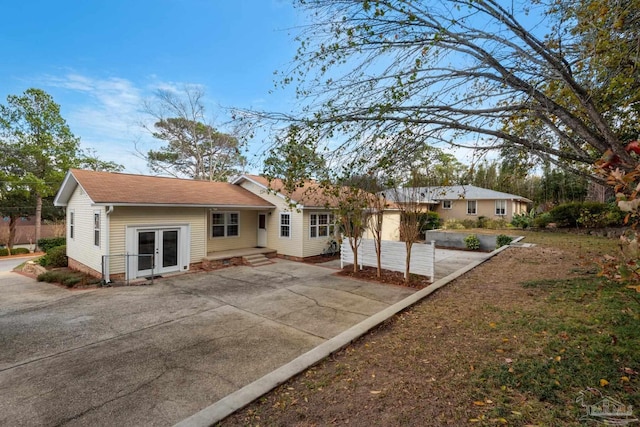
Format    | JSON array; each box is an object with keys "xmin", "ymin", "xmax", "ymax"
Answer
[
  {"xmin": 93, "ymin": 211, "xmax": 100, "ymax": 247},
  {"xmin": 310, "ymin": 213, "xmax": 335, "ymax": 238},
  {"xmin": 69, "ymin": 210, "xmax": 74, "ymax": 239},
  {"xmin": 210, "ymin": 212, "xmax": 239, "ymax": 238},
  {"xmin": 280, "ymin": 213, "xmax": 291, "ymax": 238},
  {"xmin": 495, "ymin": 200, "xmax": 506, "ymax": 216},
  {"xmin": 467, "ymin": 200, "xmax": 477, "ymax": 215},
  {"xmin": 442, "ymin": 200, "xmax": 452, "ymax": 209}
]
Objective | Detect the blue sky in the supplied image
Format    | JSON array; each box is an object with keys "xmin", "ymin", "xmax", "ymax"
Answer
[{"xmin": 0, "ymin": 1, "xmax": 301, "ymax": 174}]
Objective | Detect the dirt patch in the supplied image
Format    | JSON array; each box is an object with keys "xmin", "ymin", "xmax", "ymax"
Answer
[
  {"xmin": 336, "ymin": 266, "xmax": 429, "ymax": 290},
  {"xmin": 221, "ymin": 243, "xmax": 597, "ymax": 426}
]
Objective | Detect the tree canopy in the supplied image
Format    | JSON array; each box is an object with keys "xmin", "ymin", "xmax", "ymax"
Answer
[
  {"xmin": 0, "ymin": 88, "xmax": 81, "ymax": 248},
  {"xmin": 247, "ymin": 0, "xmax": 639, "ymax": 182},
  {"xmin": 143, "ymin": 87, "xmax": 245, "ymax": 181}
]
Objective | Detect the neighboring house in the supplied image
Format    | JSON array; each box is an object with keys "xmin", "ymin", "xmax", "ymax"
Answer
[
  {"xmin": 54, "ymin": 169, "xmax": 340, "ymax": 281},
  {"xmin": 384, "ymin": 185, "xmax": 532, "ymax": 223}
]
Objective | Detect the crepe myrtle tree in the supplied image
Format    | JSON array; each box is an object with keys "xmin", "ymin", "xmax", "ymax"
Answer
[{"xmin": 390, "ymin": 185, "xmax": 426, "ymax": 284}]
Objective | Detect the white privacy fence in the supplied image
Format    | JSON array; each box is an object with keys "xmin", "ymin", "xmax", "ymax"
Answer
[{"xmin": 340, "ymin": 238, "xmax": 436, "ymax": 281}]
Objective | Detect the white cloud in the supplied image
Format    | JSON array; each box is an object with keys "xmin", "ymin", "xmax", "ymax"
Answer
[{"xmin": 36, "ymin": 72, "xmax": 217, "ymax": 174}]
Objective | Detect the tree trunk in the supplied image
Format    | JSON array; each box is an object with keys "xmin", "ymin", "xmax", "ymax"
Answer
[
  {"xmin": 8, "ymin": 215, "xmax": 17, "ymax": 255},
  {"xmin": 351, "ymin": 237, "xmax": 358, "ymax": 273},
  {"xmin": 404, "ymin": 241, "xmax": 412, "ymax": 284},
  {"xmin": 35, "ymin": 194, "xmax": 42, "ymax": 252},
  {"xmin": 375, "ymin": 239, "xmax": 382, "ymax": 278}
]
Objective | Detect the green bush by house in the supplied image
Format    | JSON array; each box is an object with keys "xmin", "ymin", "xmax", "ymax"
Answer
[
  {"xmin": 37, "ymin": 237, "xmax": 66, "ymax": 252},
  {"xmin": 39, "ymin": 245, "xmax": 67, "ymax": 268}
]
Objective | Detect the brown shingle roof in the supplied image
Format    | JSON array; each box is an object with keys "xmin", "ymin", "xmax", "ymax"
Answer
[
  {"xmin": 242, "ymin": 174, "xmax": 341, "ymax": 207},
  {"xmin": 68, "ymin": 169, "xmax": 274, "ymax": 207}
]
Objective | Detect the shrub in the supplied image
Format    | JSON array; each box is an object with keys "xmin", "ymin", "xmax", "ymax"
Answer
[
  {"xmin": 419, "ymin": 211, "xmax": 441, "ymax": 231},
  {"xmin": 533, "ymin": 212, "xmax": 552, "ymax": 228},
  {"xmin": 461, "ymin": 219, "xmax": 476, "ymax": 229},
  {"xmin": 485, "ymin": 218, "xmax": 509, "ymax": 229},
  {"xmin": 464, "ymin": 234, "xmax": 481, "ymax": 250},
  {"xmin": 511, "ymin": 212, "xmax": 533, "ymax": 229},
  {"xmin": 443, "ymin": 219, "xmax": 465, "ymax": 230},
  {"xmin": 549, "ymin": 202, "xmax": 624, "ymax": 228},
  {"xmin": 37, "ymin": 270, "xmax": 83, "ymax": 288},
  {"xmin": 496, "ymin": 234, "xmax": 513, "ymax": 248},
  {"xmin": 39, "ymin": 245, "xmax": 68, "ymax": 268},
  {"xmin": 0, "ymin": 247, "xmax": 31, "ymax": 256},
  {"xmin": 37, "ymin": 270, "xmax": 67, "ymax": 282},
  {"xmin": 476, "ymin": 216, "xmax": 488, "ymax": 228},
  {"xmin": 37, "ymin": 237, "xmax": 66, "ymax": 252},
  {"xmin": 62, "ymin": 276, "xmax": 82, "ymax": 288}
]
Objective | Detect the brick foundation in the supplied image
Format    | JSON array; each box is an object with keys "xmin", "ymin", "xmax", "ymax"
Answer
[
  {"xmin": 201, "ymin": 256, "xmax": 245, "ymax": 271},
  {"xmin": 68, "ymin": 258, "xmax": 103, "ymax": 279},
  {"xmin": 277, "ymin": 254, "xmax": 305, "ymax": 262}
]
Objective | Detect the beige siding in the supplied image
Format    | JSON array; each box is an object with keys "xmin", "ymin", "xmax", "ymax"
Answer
[
  {"xmin": 206, "ymin": 210, "xmax": 259, "ymax": 252},
  {"xmin": 382, "ymin": 211, "xmax": 401, "ymax": 241},
  {"xmin": 108, "ymin": 207, "xmax": 206, "ymax": 274},
  {"xmin": 364, "ymin": 210, "xmax": 401, "ymax": 242},
  {"xmin": 302, "ymin": 210, "xmax": 338, "ymax": 257},
  {"xmin": 66, "ymin": 186, "xmax": 108, "ymax": 273},
  {"xmin": 433, "ymin": 199, "xmax": 526, "ymax": 222},
  {"xmin": 239, "ymin": 180, "xmax": 304, "ymax": 257}
]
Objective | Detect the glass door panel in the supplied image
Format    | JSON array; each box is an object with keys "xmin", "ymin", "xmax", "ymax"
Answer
[
  {"xmin": 138, "ymin": 231, "xmax": 156, "ymax": 272},
  {"xmin": 162, "ymin": 230, "xmax": 178, "ymax": 269}
]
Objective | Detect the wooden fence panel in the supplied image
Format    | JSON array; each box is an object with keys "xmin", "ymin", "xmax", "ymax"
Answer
[{"xmin": 341, "ymin": 238, "xmax": 435, "ymax": 281}]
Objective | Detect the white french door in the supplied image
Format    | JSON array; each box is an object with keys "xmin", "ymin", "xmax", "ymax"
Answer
[{"xmin": 136, "ymin": 228, "xmax": 180, "ymax": 277}]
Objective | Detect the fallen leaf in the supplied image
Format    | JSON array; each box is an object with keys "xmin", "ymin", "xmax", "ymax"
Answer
[
  {"xmin": 600, "ymin": 379, "xmax": 609, "ymax": 387},
  {"xmin": 473, "ymin": 401, "xmax": 485, "ymax": 406},
  {"xmin": 511, "ymin": 411, "xmax": 522, "ymax": 415},
  {"xmin": 496, "ymin": 349, "xmax": 504, "ymax": 353},
  {"xmin": 489, "ymin": 322, "xmax": 497, "ymax": 328},
  {"xmin": 370, "ymin": 390, "xmax": 382, "ymax": 394},
  {"xmin": 505, "ymin": 358, "xmax": 513, "ymax": 364},
  {"xmin": 555, "ymin": 356, "xmax": 562, "ymax": 362},
  {"xmin": 621, "ymin": 376, "xmax": 630, "ymax": 382}
]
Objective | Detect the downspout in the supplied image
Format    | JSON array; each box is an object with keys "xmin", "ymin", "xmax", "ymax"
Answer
[{"xmin": 105, "ymin": 205, "xmax": 114, "ymax": 283}]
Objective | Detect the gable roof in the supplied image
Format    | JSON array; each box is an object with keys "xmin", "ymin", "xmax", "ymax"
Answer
[
  {"xmin": 386, "ymin": 185, "xmax": 533, "ymax": 204},
  {"xmin": 54, "ymin": 169, "xmax": 275, "ymax": 208},
  {"xmin": 233, "ymin": 174, "xmax": 341, "ymax": 208}
]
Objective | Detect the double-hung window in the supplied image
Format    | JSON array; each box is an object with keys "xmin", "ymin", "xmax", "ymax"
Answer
[
  {"xmin": 280, "ymin": 213, "xmax": 291, "ymax": 238},
  {"xmin": 467, "ymin": 200, "xmax": 477, "ymax": 215},
  {"xmin": 211, "ymin": 212, "xmax": 239, "ymax": 238},
  {"xmin": 93, "ymin": 211, "xmax": 100, "ymax": 247},
  {"xmin": 495, "ymin": 200, "xmax": 506, "ymax": 216},
  {"xmin": 442, "ymin": 200, "xmax": 452, "ymax": 209},
  {"xmin": 69, "ymin": 211, "xmax": 75, "ymax": 239},
  {"xmin": 309, "ymin": 213, "xmax": 335, "ymax": 238}
]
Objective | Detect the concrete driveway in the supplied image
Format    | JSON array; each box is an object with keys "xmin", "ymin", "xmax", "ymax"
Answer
[{"xmin": 0, "ymin": 260, "xmax": 416, "ymax": 426}]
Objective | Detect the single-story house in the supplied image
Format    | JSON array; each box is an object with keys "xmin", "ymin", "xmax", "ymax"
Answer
[
  {"xmin": 53, "ymin": 169, "xmax": 340, "ymax": 281},
  {"xmin": 383, "ymin": 185, "xmax": 532, "ymax": 223}
]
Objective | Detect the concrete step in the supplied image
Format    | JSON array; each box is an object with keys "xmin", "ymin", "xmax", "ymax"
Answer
[{"xmin": 243, "ymin": 254, "xmax": 273, "ymax": 267}]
